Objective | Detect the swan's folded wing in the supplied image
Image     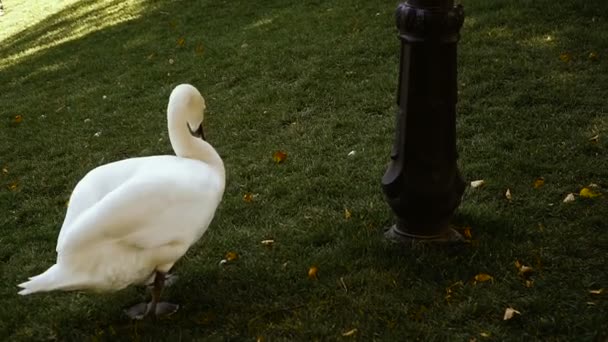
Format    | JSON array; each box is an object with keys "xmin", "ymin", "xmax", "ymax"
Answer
[{"xmin": 56, "ymin": 175, "xmax": 221, "ymax": 253}]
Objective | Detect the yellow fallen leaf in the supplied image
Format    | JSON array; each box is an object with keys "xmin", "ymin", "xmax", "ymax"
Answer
[
  {"xmin": 344, "ymin": 208, "xmax": 352, "ymax": 220},
  {"xmin": 505, "ymin": 188, "xmax": 512, "ymax": 201},
  {"xmin": 588, "ymin": 51, "xmax": 599, "ymax": 61},
  {"xmin": 261, "ymin": 239, "xmax": 274, "ymax": 246},
  {"xmin": 225, "ymin": 251, "xmax": 238, "ymax": 261},
  {"xmin": 559, "ymin": 52, "xmax": 572, "ymax": 62},
  {"xmin": 580, "ymin": 187, "xmax": 601, "ymax": 198},
  {"xmin": 342, "ymin": 328, "xmax": 358, "ymax": 337},
  {"xmin": 563, "ymin": 193, "xmax": 575, "ymax": 203},
  {"xmin": 243, "ymin": 193, "xmax": 254, "ymax": 203},
  {"xmin": 8, "ymin": 181, "xmax": 18, "ymax": 191},
  {"xmin": 479, "ymin": 332, "xmax": 491, "ymax": 338},
  {"xmin": 13, "ymin": 115, "xmax": 23, "ymax": 123},
  {"xmin": 503, "ymin": 307, "xmax": 521, "ymax": 320},
  {"xmin": 1, "ymin": 167, "xmax": 8, "ymax": 174},
  {"xmin": 177, "ymin": 37, "xmax": 186, "ymax": 47},
  {"xmin": 308, "ymin": 266, "xmax": 319, "ymax": 279},
  {"xmin": 272, "ymin": 151, "xmax": 287, "ymax": 164},
  {"xmin": 525, "ymin": 280, "xmax": 534, "ymax": 288},
  {"xmin": 470, "ymin": 180, "xmax": 485, "ymax": 188},
  {"xmin": 462, "ymin": 227, "xmax": 472, "ymax": 239},
  {"xmin": 256, "ymin": 336, "xmax": 264, "ymax": 342},
  {"xmin": 533, "ymin": 177, "xmax": 545, "ymax": 189},
  {"xmin": 589, "ymin": 288, "xmax": 604, "ymax": 295},
  {"xmin": 589, "ymin": 134, "xmax": 599, "ymax": 143},
  {"xmin": 474, "ymin": 273, "xmax": 493, "ymax": 283}
]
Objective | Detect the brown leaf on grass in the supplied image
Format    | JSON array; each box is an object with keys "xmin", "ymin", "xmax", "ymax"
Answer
[
  {"xmin": 1, "ymin": 167, "xmax": 8, "ymax": 175},
  {"xmin": 463, "ymin": 227, "xmax": 473, "ymax": 240},
  {"xmin": 8, "ymin": 181, "xmax": 18, "ymax": 191},
  {"xmin": 344, "ymin": 208, "xmax": 352, "ymax": 220},
  {"xmin": 559, "ymin": 52, "xmax": 572, "ymax": 62},
  {"xmin": 580, "ymin": 187, "xmax": 601, "ymax": 198},
  {"xmin": 505, "ymin": 188, "xmax": 512, "ymax": 201},
  {"xmin": 514, "ymin": 260, "xmax": 534, "ymax": 278},
  {"xmin": 177, "ymin": 37, "xmax": 186, "ymax": 47},
  {"xmin": 589, "ymin": 288, "xmax": 604, "ymax": 295},
  {"xmin": 479, "ymin": 332, "xmax": 491, "ymax": 338},
  {"xmin": 533, "ymin": 177, "xmax": 545, "ymax": 189},
  {"xmin": 13, "ymin": 115, "xmax": 23, "ymax": 124},
  {"xmin": 272, "ymin": 151, "xmax": 287, "ymax": 164},
  {"xmin": 341, "ymin": 328, "xmax": 358, "ymax": 337},
  {"xmin": 589, "ymin": 134, "xmax": 599, "ymax": 143},
  {"xmin": 243, "ymin": 193, "xmax": 254, "ymax": 203},
  {"xmin": 195, "ymin": 43, "xmax": 204, "ymax": 56},
  {"xmin": 308, "ymin": 266, "xmax": 319, "ymax": 280},
  {"xmin": 225, "ymin": 251, "xmax": 238, "ymax": 261},
  {"xmin": 588, "ymin": 52, "xmax": 599, "ymax": 61},
  {"xmin": 473, "ymin": 273, "xmax": 493, "ymax": 283},
  {"xmin": 503, "ymin": 307, "xmax": 521, "ymax": 320}
]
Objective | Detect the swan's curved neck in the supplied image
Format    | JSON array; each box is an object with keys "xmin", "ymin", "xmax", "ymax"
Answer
[{"xmin": 168, "ymin": 120, "xmax": 225, "ymax": 178}]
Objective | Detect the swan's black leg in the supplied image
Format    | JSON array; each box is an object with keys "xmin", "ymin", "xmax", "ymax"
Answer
[{"xmin": 125, "ymin": 271, "xmax": 179, "ymax": 320}]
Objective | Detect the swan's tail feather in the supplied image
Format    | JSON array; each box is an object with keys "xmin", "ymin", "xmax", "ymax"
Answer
[{"xmin": 18, "ymin": 264, "xmax": 87, "ymax": 295}]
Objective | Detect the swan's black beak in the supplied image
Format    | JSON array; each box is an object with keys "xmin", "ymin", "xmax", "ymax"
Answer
[{"xmin": 188, "ymin": 123, "xmax": 205, "ymax": 141}]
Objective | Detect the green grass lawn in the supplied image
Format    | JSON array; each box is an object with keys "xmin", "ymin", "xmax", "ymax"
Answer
[{"xmin": 1, "ymin": 0, "xmax": 607, "ymax": 340}]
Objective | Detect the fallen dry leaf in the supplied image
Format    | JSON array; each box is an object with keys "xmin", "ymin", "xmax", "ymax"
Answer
[
  {"xmin": 470, "ymin": 180, "xmax": 485, "ymax": 188},
  {"xmin": 559, "ymin": 52, "xmax": 572, "ymax": 62},
  {"xmin": 13, "ymin": 115, "xmax": 23, "ymax": 124},
  {"xmin": 589, "ymin": 289, "xmax": 604, "ymax": 295},
  {"xmin": 177, "ymin": 37, "xmax": 186, "ymax": 47},
  {"xmin": 261, "ymin": 239, "xmax": 274, "ymax": 246},
  {"xmin": 1, "ymin": 167, "xmax": 8, "ymax": 175},
  {"xmin": 588, "ymin": 51, "xmax": 599, "ymax": 61},
  {"xmin": 505, "ymin": 188, "xmax": 512, "ymax": 201},
  {"xmin": 308, "ymin": 266, "xmax": 319, "ymax": 280},
  {"xmin": 514, "ymin": 260, "xmax": 534, "ymax": 278},
  {"xmin": 533, "ymin": 177, "xmax": 545, "ymax": 189},
  {"xmin": 473, "ymin": 273, "xmax": 493, "ymax": 283},
  {"xmin": 525, "ymin": 280, "xmax": 534, "ymax": 288},
  {"xmin": 272, "ymin": 151, "xmax": 287, "ymax": 164},
  {"xmin": 503, "ymin": 307, "xmax": 521, "ymax": 321},
  {"xmin": 563, "ymin": 193, "xmax": 575, "ymax": 203},
  {"xmin": 243, "ymin": 193, "xmax": 254, "ymax": 203},
  {"xmin": 8, "ymin": 181, "xmax": 19, "ymax": 191},
  {"xmin": 344, "ymin": 208, "xmax": 352, "ymax": 220},
  {"xmin": 342, "ymin": 328, "xmax": 358, "ymax": 337},
  {"xmin": 463, "ymin": 227, "xmax": 472, "ymax": 239},
  {"xmin": 225, "ymin": 251, "xmax": 238, "ymax": 261},
  {"xmin": 479, "ymin": 332, "xmax": 491, "ymax": 338},
  {"xmin": 580, "ymin": 187, "xmax": 601, "ymax": 198},
  {"xmin": 589, "ymin": 134, "xmax": 600, "ymax": 143},
  {"xmin": 195, "ymin": 43, "xmax": 204, "ymax": 56}
]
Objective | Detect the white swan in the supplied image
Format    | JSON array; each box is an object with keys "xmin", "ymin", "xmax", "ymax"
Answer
[{"xmin": 18, "ymin": 84, "xmax": 225, "ymax": 320}]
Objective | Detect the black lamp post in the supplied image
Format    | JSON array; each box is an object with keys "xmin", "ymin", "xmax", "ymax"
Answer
[{"xmin": 382, "ymin": 0, "xmax": 466, "ymax": 243}]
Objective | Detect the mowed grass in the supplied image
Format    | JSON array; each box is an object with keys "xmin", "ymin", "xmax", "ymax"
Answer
[{"xmin": 1, "ymin": 0, "xmax": 607, "ymax": 340}]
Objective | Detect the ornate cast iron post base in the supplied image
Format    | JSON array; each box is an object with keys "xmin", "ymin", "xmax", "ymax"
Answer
[{"xmin": 382, "ymin": 0, "xmax": 466, "ymax": 243}]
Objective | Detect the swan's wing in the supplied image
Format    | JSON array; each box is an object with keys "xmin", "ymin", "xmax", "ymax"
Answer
[{"xmin": 56, "ymin": 167, "xmax": 223, "ymax": 254}]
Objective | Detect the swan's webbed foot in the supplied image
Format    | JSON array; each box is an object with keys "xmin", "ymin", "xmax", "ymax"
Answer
[
  {"xmin": 125, "ymin": 271, "xmax": 179, "ymax": 320},
  {"xmin": 124, "ymin": 302, "xmax": 179, "ymax": 320}
]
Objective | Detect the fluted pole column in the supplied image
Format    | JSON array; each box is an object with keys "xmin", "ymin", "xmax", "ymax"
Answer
[{"xmin": 382, "ymin": 0, "xmax": 466, "ymax": 243}]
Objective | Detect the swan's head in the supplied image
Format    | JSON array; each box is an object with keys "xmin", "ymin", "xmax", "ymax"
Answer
[{"xmin": 168, "ymin": 84, "xmax": 207, "ymax": 140}]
